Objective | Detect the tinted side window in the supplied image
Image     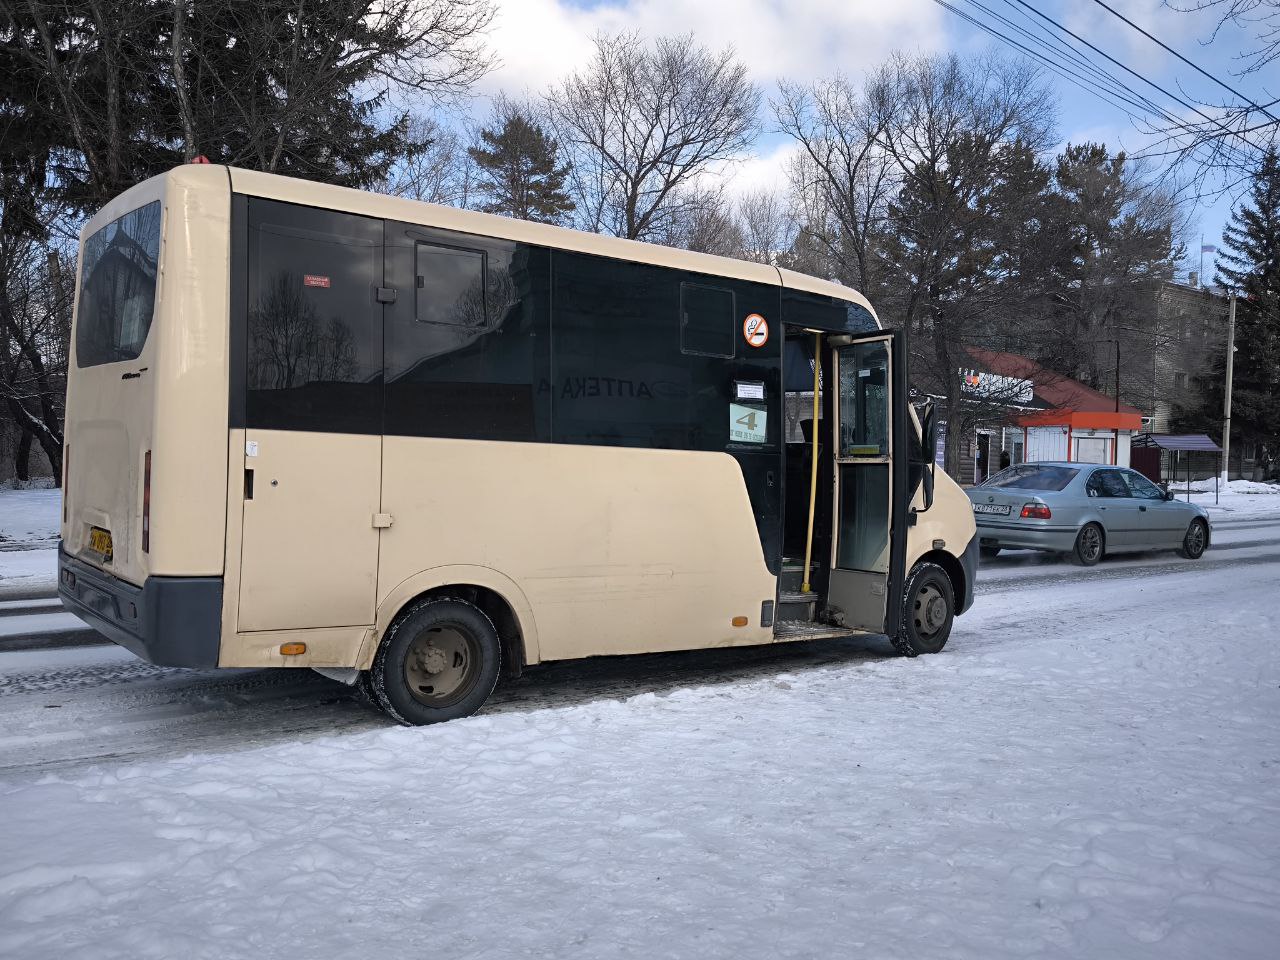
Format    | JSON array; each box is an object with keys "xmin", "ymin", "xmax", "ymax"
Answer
[
  {"xmin": 680, "ymin": 283, "xmax": 735, "ymax": 358},
  {"xmin": 245, "ymin": 199, "xmax": 383, "ymax": 434},
  {"xmin": 385, "ymin": 225, "xmax": 551, "ymax": 442},
  {"xmin": 76, "ymin": 201, "xmax": 162, "ymax": 367},
  {"xmin": 1123, "ymin": 470, "xmax": 1164, "ymax": 499},
  {"xmin": 551, "ymin": 251, "xmax": 780, "ymax": 450},
  {"xmin": 1086, "ymin": 470, "xmax": 1129, "ymax": 498},
  {"xmin": 415, "ymin": 243, "xmax": 485, "ymax": 326}
]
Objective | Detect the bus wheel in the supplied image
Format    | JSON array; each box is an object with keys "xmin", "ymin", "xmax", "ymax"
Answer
[
  {"xmin": 893, "ymin": 561, "xmax": 955, "ymax": 658},
  {"xmin": 370, "ymin": 598, "xmax": 502, "ymax": 726}
]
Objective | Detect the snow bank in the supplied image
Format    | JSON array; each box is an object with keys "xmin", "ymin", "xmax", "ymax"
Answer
[
  {"xmin": 1178, "ymin": 478, "xmax": 1279, "ymax": 496},
  {"xmin": 0, "ymin": 489, "xmax": 61, "ymax": 596},
  {"xmin": 0, "ymin": 489, "xmax": 60, "ymax": 545},
  {"xmin": 2, "ymin": 559, "xmax": 1278, "ymax": 959}
]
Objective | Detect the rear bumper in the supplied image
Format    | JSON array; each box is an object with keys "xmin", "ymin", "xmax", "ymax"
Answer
[
  {"xmin": 974, "ymin": 519, "xmax": 1078, "ymax": 553},
  {"xmin": 57, "ymin": 546, "xmax": 224, "ymax": 668}
]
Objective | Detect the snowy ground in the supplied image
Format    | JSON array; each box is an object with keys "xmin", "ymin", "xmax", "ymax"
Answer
[
  {"xmin": 0, "ymin": 488, "xmax": 59, "ymax": 598},
  {"xmin": 1164, "ymin": 478, "xmax": 1280, "ymax": 519},
  {"xmin": 1, "ymin": 516, "xmax": 1278, "ymax": 958}
]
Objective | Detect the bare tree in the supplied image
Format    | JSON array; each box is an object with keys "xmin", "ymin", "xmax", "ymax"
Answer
[
  {"xmin": 1171, "ymin": 0, "xmax": 1280, "ymax": 76},
  {"xmin": 547, "ymin": 32, "xmax": 761, "ymax": 241},
  {"xmin": 655, "ymin": 188, "xmax": 744, "ymax": 256},
  {"xmin": 774, "ymin": 73, "xmax": 895, "ymax": 288},
  {"xmin": 1136, "ymin": 1, "xmax": 1279, "ymax": 195},
  {"xmin": 382, "ymin": 114, "xmax": 476, "ymax": 206},
  {"xmin": 0, "ymin": 235, "xmax": 70, "ymax": 482},
  {"xmin": 735, "ymin": 189, "xmax": 795, "ymax": 265}
]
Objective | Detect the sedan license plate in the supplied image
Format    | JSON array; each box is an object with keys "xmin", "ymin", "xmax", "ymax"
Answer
[
  {"xmin": 88, "ymin": 526, "xmax": 114, "ymax": 562},
  {"xmin": 972, "ymin": 503, "xmax": 1010, "ymax": 516}
]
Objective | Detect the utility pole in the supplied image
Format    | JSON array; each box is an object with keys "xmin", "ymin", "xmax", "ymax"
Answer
[{"xmin": 1222, "ymin": 291, "xmax": 1236, "ymax": 480}]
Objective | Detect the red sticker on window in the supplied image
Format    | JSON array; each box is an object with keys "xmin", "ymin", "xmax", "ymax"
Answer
[{"xmin": 303, "ymin": 275, "xmax": 331, "ymax": 288}]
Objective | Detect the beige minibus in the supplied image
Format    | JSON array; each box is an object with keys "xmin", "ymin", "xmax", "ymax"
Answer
[{"xmin": 58, "ymin": 164, "xmax": 978, "ymax": 725}]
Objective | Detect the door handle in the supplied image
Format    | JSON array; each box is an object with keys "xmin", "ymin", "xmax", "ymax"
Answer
[
  {"xmin": 1139, "ymin": 505, "xmax": 1147, "ymax": 512},
  {"xmin": 373, "ymin": 513, "xmax": 394, "ymax": 529}
]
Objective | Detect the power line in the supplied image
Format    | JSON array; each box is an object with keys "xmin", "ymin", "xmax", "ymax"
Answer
[
  {"xmin": 986, "ymin": 0, "xmax": 1197, "ymax": 125},
  {"xmin": 940, "ymin": 0, "xmax": 1159, "ymax": 121},
  {"xmin": 1008, "ymin": 0, "xmax": 1266, "ymax": 152},
  {"xmin": 929, "ymin": 0, "xmax": 1255, "ymax": 169},
  {"xmin": 1085, "ymin": 0, "xmax": 1279, "ymax": 124}
]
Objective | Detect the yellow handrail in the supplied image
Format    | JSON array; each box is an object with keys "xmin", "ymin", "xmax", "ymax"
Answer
[{"xmin": 801, "ymin": 332, "xmax": 822, "ymax": 593}]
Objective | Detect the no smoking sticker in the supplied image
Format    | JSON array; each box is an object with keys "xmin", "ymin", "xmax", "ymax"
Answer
[{"xmin": 743, "ymin": 313, "xmax": 769, "ymax": 348}]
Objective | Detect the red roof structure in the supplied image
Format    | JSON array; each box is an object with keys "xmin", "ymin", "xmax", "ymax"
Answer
[{"xmin": 964, "ymin": 347, "xmax": 1144, "ymax": 431}]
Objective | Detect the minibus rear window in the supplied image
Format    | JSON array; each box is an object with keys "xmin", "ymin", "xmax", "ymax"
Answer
[{"xmin": 76, "ymin": 201, "xmax": 162, "ymax": 367}]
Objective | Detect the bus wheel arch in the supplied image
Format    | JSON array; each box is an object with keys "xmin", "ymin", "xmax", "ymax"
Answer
[
  {"xmin": 911, "ymin": 548, "xmax": 967, "ymax": 615},
  {"xmin": 362, "ymin": 568, "xmax": 539, "ymax": 677}
]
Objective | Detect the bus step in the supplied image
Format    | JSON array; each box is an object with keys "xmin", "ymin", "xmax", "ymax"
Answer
[
  {"xmin": 777, "ymin": 591, "xmax": 818, "ymax": 620},
  {"xmin": 773, "ymin": 620, "xmax": 865, "ymax": 642},
  {"xmin": 779, "ymin": 560, "xmax": 814, "ymax": 593}
]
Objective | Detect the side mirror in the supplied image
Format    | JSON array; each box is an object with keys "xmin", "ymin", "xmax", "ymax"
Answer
[
  {"xmin": 1164, "ymin": 489, "xmax": 1176, "ymax": 501},
  {"xmin": 916, "ymin": 400, "xmax": 937, "ymax": 512}
]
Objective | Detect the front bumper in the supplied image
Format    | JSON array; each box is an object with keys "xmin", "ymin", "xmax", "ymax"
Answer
[
  {"xmin": 958, "ymin": 531, "xmax": 979, "ymax": 614},
  {"xmin": 974, "ymin": 519, "xmax": 1078, "ymax": 553},
  {"xmin": 57, "ymin": 546, "xmax": 224, "ymax": 668}
]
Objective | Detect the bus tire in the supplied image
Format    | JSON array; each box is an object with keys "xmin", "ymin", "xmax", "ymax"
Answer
[
  {"xmin": 892, "ymin": 561, "xmax": 954, "ymax": 658},
  {"xmin": 370, "ymin": 598, "xmax": 502, "ymax": 726}
]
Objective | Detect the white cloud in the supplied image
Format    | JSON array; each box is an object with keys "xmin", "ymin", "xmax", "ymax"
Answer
[{"xmin": 479, "ymin": 0, "xmax": 950, "ymax": 97}]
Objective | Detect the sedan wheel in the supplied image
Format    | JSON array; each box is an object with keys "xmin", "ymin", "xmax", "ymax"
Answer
[
  {"xmin": 1072, "ymin": 522, "xmax": 1104, "ymax": 566},
  {"xmin": 1178, "ymin": 519, "xmax": 1209, "ymax": 560}
]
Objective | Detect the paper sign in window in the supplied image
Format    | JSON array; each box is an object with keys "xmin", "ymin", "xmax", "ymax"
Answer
[{"xmin": 729, "ymin": 403, "xmax": 767, "ymax": 444}]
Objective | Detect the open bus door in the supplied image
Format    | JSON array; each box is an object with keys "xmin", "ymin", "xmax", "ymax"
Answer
[{"xmin": 825, "ymin": 329, "xmax": 909, "ymax": 635}]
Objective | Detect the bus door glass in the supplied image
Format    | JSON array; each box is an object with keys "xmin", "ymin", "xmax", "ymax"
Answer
[{"xmin": 827, "ymin": 330, "xmax": 908, "ymax": 634}]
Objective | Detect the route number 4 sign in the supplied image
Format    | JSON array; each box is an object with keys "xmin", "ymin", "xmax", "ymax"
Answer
[{"xmin": 729, "ymin": 403, "xmax": 767, "ymax": 444}]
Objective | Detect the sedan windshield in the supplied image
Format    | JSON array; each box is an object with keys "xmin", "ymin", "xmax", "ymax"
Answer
[{"xmin": 982, "ymin": 464, "xmax": 1079, "ymax": 492}]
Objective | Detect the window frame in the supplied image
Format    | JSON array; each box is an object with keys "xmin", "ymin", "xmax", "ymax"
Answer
[
  {"xmin": 75, "ymin": 200, "xmax": 163, "ymax": 368},
  {"xmin": 414, "ymin": 240, "xmax": 489, "ymax": 328},
  {"xmin": 678, "ymin": 281, "xmax": 736, "ymax": 360}
]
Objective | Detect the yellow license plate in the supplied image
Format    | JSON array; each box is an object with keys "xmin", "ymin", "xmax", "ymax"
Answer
[{"xmin": 89, "ymin": 527, "xmax": 113, "ymax": 561}]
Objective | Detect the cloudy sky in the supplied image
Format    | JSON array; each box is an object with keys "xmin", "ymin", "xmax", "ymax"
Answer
[{"xmin": 470, "ymin": 0, "xmax": 1275, "ymax": 276}]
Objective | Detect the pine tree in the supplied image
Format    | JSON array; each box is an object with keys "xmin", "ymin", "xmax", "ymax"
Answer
[
  {"xmin": 1212, "ymin": 149, "xmax": 1280, "ymax": 471},
  {"xmin": 468, "ymin": 106, "xmax": 573, "ymax": 224}
]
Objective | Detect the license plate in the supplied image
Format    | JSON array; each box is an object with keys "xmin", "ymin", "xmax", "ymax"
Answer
[
  {"xmin": 972, "ymin": 503, "xmax": 1010, "ymax": 516},
  {"xmin": 88, "ymin": 526, "xmax": 114, "ymax": 562}
]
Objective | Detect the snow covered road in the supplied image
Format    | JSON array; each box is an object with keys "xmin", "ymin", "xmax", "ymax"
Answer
[{"xmin": 1, "ymin": 518, "xmax": 1278, "ymax": 958}]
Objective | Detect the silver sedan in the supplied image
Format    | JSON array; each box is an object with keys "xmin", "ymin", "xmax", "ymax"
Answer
[{"xmin": 966, "ymin": 462, "xmax": 1212, "ymax": 566}]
